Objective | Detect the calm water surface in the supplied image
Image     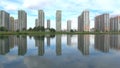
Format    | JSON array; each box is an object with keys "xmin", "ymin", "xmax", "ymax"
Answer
[{"xmin": 0, "ymin": 34, "xmax": 120, "ymax": 68}]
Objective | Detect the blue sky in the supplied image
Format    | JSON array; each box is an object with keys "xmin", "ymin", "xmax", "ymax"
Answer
[{"xmin": 0, "ymin": 0, "xmax": 120, "ymax": 29}]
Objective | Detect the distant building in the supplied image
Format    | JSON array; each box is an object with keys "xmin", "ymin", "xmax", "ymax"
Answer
[
  {"xmin": 78, "ymin": 10, "xmax": 90, "ymax": 32},
  {"xmin": 90, "ymin": 28, "xmax": 95, "ymax": 32},
  {"xmin": 0, "ymin": 10, "xmax": 10, "ymax": 30},
  {"xmin": 56, "ymin": 10, "xmax": 62, "ymax": 31},
  {"xmin": 38, "ymin": 10, "xmax": 44, "ymax": 27},
  {"xmin": 9, "ymin": 16, "xmax": 14, "ymax": 31},
  {"xmin": 35, "ymin": 19, "xmax": 39, "ymax": 27},
  {"xmin": 47, "ymin": 19, "xmax": 50, "ymax": 29},
  {"xmin": 67, "ymin": 20, "xmax": 71, "ymax": 32},
  {"xmin": 95, "ymin": 13, "xmax": 109, "ymax": 32},
  {"xmin": 14, "ymin": 19, "xmax": 19, "ymax": 31},
  {"xmin": 110, "ymin": 16, "xmax": 120, "ymax": 32},
  {"xmin": 18, "ymin": 10, "xmax": 27, "ymax": 31}
]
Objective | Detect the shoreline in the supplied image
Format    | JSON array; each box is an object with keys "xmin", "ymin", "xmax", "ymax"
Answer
[{"xmin": 0, "ymin": 31, "xmax": 120, "ymax": 35}]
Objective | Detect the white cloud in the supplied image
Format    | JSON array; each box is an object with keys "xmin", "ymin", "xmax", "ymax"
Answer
[
  {"xmin": 0, "ymin": 0, "xmax": 22, "ymax": 10},
  {"xmin": 110, "ymin": 9, "xmax": 120, "ymax": 17},
  {"xmin": 23, "ymin": 0, "xmax": 55, "ymax": 9}
]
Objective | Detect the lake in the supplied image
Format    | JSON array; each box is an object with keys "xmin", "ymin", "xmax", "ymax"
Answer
[{"xmin": 0, "ymin": 34, "xmax": 120, "ymax": 68}]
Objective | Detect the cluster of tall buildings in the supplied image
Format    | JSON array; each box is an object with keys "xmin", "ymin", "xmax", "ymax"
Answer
[
  {"xmin": 94, "ymin": 13, "xmax": 120, "ymax": 32},
  {"xmin": 35, "ymin": 10, "xmax": 62, "ymax": 31},
  {"xmin": 0, "ymin": 10, "xmax": 27, "ymax": 31},
  {"xmin": 35, "ymin": 10, "xmax": 45, "ymax": 27},
  {"xmin": 0, "ymin": 35, "xmax": 27, "ymax": 55},
  {"xmin": 1, "ymin": 9, "xmax": 120, "ymax": 32}
]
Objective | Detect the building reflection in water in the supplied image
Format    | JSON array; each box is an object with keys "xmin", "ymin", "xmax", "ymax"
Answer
[
  {"xmin": 77, "ymin": 35, "xmax": 89, "ymax": 56},
  {"xmin": 34, "ymin": 36, "xmax": 45, "ymax": 56},
  {"xmin": 17, "ymin": 35, "xmax": 27, "ymax": 55},
  {"xmin": 67, "ymin": 35, "xmax": 71, "ymax": 46},
  {"xmin": 46, "ymin": 36, "xmax": 50, "ymax": 47},
  {"xmin": 0, "ymin": 35, "xmax": 27, "ymax": 55},
  {"xmin": 56, "ymin": 35, "xmax": 62, "ymax": 56},
  {"xmin": 95, "ymin": 35, "xmax": 109, "ymax": 53},
  {"xmin": 110, "ymin": 35, "xmax": 120, "ymax": 50},
  {"xmin": 0, "ymin": 36, "xmax": 10, "ymax": 55}
]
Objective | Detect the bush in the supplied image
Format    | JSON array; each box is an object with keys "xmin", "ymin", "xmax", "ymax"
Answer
[{"xmin": 0, "ymin": 27, "xmax": 8, "ymax": 31}]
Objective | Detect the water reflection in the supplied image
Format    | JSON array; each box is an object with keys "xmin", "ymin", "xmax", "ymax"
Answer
[
  {"xmin": 67, "ymin": 35, "xmax": 71, "ymax": 46},
  {"xmin": 18, "ymin": 36, "xmax": 27, "ymax": 55},
  {"xmin": 95, "ymin": 35, "xmax": 110, "ymax": 53},
  {"xmin": 34, "ymin": 36, "xmax": 45, "ymax": 56},
  {"xmin": 56, "ymin": 35, "xmax": 62, "ymax": 56},
  {"xmin": 0, "ymin": 36, "xmax": 10, "ymax": 55},
  {"xmin": 0, "ymin": 35, "xmax": 120, "ymax": 68},
  {"xmin": 47, "ymin": 36, "xmax": 50, "ymax": 47},
  {"xmin": 110, "ymin": 35, "xmax": 120, "ymax": 50},
  {"xmin": 0, "ymin": 35, "xmax": 120, "ymax": 56},
  {"xmin": 77, "ymin": 35, "xmax": 89, "ymax": 55}
]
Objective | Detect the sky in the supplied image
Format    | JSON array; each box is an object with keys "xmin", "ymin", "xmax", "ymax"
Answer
[{"xmin": 0, "ymin": 0, "xmax": 120, "ymax": 29}]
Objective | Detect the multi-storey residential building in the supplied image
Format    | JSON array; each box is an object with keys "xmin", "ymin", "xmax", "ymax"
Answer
[
  {"xmin": 67, "ymin": 20, "xmax": 71, "ymax": 32},
  {"xmin": 14, "ymin": 19, "xmax": 19, "ymax": 31},
  {"xmin": 47, "ymin": 19, "xmax": 50, "ymax": 29},
  {"xmin": 9, "ymin": 16, "xmax": 14, "ymax": 31},
  {"xmin": 0, "ymin": 10, "xmax": 10, "ymax": 30},
  {"xmin": 38, "ymin": 10, "xmax": 44, "ymax": 27},
  {"xmin": 110, "ymin": 16, "xmax": 120, "ymax": 32},
  {"xmin": 18, "ymin": 10, "xmax": 27, "ymax": 31},
  {"xmin": 35, "ymin": 19, "xmax": 39, "ymax": 27},
  {"xmin": 56, "ymin": 10, "xmax": 62, "ymax": 31},
  {"xmin": 95, "ymin": 13, "xmax": 109, "ymax": 32},
  {"xmin": 78, "ymin": 10, "xmax": 90, "ymax": 32}
]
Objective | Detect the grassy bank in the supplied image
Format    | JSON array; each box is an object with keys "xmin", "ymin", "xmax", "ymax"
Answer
[{"xmin": 0, "ymin": 31, "xmax": 120, "ymax": 35}]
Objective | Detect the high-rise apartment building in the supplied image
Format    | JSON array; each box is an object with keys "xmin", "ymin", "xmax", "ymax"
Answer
[
  {"xmin": 0, "ymin": 10, "xmax": 10, "ymax": 30},
  {"xmin": 95, "ymin": 13, "xmax": 109, "ymax": 32},
  {"xmin": 35, "ymin": 19, "xmax": 39, "ymax": 27},
  {"xmin": 78, "ymin": 10, "xmax": 90, "ymax": 32},
  {"xmin": 9, "ymin": 16, "xmax": 14, "ymax": 31},
  {"xmin": 56, "ymin": 10, "xmax": 62, "ymax": 31},
  {"xmin": 14, "ymin": 19, "xmax": 19, "ymax": 31},
  {"xmin": 47, "ymin": 19, "xmax": 50, "ymax": 29},
  {"xmin": 38, "ymin": 10, "xmax": 44, "ymax": 27},
  {"xmin": 18, "ymin": 10, "xmax": 27, "ymax": 31},
  {"xmin": 67, "ymin": 20, "xmax": 71, "ymax": 32},
  {"xmin": 110, "ymin": 16, "xmax": 120, "ymax": 32}
]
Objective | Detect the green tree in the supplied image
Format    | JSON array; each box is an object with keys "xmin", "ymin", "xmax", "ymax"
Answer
[
  {"xmin": 28, "ymin": 28, "xmax": 33, "ymax": 31},
  {"xmin": 50, "ymin": 28, "xmax": 56, "ymax": 32},
  {"xmin": 0, "ymin": 27, "xmax": 8, "ymax": 31}
]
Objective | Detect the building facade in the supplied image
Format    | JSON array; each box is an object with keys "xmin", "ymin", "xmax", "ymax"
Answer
[
  {"xmin": 56, "ymin": 10, "xmax": 62, "ymax": 31},
  {"xmin": 18, "ymin": 10, "xmax": 27, "ymax": 31},
  {"xmin": 35, "ymin": 19, "xmax": 39, "ymax": 27},
  {"xmin": 0, "ymin": 10, "xmax": 10, "ymax": 30},
  {"xmin": 47, "ymin": 19, "xmax": 50, "ymax": 29},
  {"xmin": 78, "ymin": 10, "xmax": 90, "ymax": 32},
  {"xmin": 14, "ymin": 19, "xmax": 19, "ymax": 31},
  {"xmin": 67, "ymin": 20, "xmax": 71, "ymax": 32},
  {"xmin": 110, "ymin": 16, "xmax": 120, "ymax": 32},
  {"xmin": 95, "ymin": 13, "xmax": 109, "ymax": 32},
  {"xmin": 9, "ymin": 16, "xmax": 14, "ymax": 31},
  {"xmin": 38, "ymin": 10, "xmax": 44, "ymax": 27}
]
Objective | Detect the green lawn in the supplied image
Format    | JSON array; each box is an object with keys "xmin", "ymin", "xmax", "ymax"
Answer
[{"xmin": 0, "ymin": 31, "xmax": 120, "ymax": 35}]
